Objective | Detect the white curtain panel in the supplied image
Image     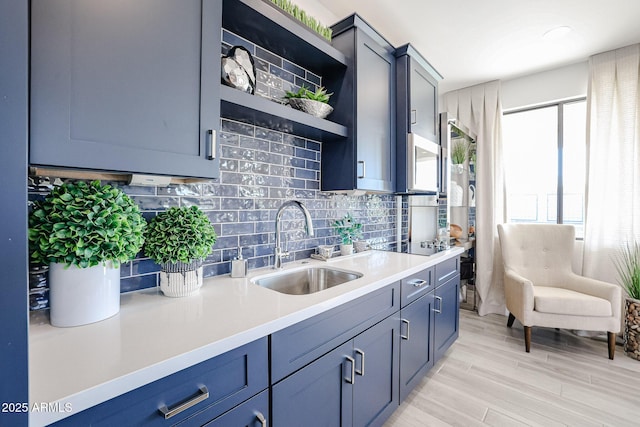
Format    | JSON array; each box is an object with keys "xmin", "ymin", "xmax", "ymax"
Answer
[
  {"xmin": 583, "ymin": 44, "xmax": 640, "ymax": 283},
  {"xmin": 443, "ymin": 81, "xmax": 507, "ymax": 316}
]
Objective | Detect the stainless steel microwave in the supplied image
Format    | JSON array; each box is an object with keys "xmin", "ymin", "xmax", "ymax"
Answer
[{"xmin": 407, "ymin": 133, "xmax": 440, "ymax": 193}]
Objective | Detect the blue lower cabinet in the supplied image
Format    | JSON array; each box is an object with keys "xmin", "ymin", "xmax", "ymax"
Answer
[
  {"xmin": 399, "ymin": 292, "xmax": 435, "ymax": 401},
  {"xmin": 272, "ymin": 315, "xmax": 399, "ymax": 427},
  {"xmin": 434, "ymin": 274, "xmax": 460, "ymax": 362},
  {"xmin": 52, "ymin": 338, "xmax": 268, "ymax": 426}
]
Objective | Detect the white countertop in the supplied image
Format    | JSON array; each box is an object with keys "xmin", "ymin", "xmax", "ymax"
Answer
[{"xmin": 29, "ymin": 248, "xmax": 463, "ymax": 426}]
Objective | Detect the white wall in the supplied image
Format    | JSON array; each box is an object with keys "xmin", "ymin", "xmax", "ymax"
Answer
[{"xmin": 501, "ymin": 61, "xmax": 589, "ymax": 111}]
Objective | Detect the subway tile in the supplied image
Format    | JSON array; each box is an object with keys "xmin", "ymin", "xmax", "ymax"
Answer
[
  {"xmin": 132, "ymin": 196, "xmax": 180, "ymax": 211},
  {"xmin": 269, "ymin": 64, "xmax": 295, "ymax": 83},
  {"xmin": 203, "ymin": 262, "xmax": 230, "ymax": 277},
  {"xmin": 255, "ymin": 46, "xmax": 282, "ymax": 67},
  {"xmin": 221, "ymin": 197, "xmax": 254, "ymax": 210},
  {"xmin": 182, "ymin": 196, "xmax": 220, "ymax": 210},
  {"xmin": 306, "ymin": 160, "xmax": 320, "ymax": 170},
  {"xmin": 255, "ymin": 128, "xmax": 283, "ymax": 143},
  {"xmin": 269, "ymin": 187, "xmax": 295, "ymax": 199},
  {"xmin": 221, "ymin": 119, "xmax": 254, "ymax": 137},
  {"xmin": 283, "ymin": 134, "xmax": 306, "ymax": 147},
  {"xmin": 287, "ymin": 157, "xmax": 306, "ymax": 168},
  {"xmin": 239, "ymin": 210, "xmax": 270, "ymax": 222},
  {"xmin": 282, "ymin": 59, "xmax": 306, "ymax": 78},
  {"xmin": 295, "ymin": 168, "xmax": 316, "ymax": 180},
  {"xmin": 222, "ymin": 30, "xmax": 255, "ymax": 54},
  {"xmin": 239, "ymin": 185, "xmax": 268, "ymax": 198},
  {"xmin": 295, "ymin": 76, "xmax": 316, "ymax": 92},
  {"xmin": 306, "ymin": 180, "xmax": 320, "ymax": 190},
  {"xmin": 248, "ymin": 256, "xmax": 271, "ymax": 270},
  {"xmin": 214, "ymin": 235, "xmax": 240, "ymax": 249},
  {"xmin": 207, "ymin": 210, "xmax": 238, "ymax": 223},
  {"xmin": 220, "ymin": 159, "xmax": 238, "ymax": 173},
  {"xmin": 306, "ymin": 71, "xmax": 321, "ymax": 86},
  {"xmin": 120, "ymin": 274, "xmax": 157, "ymax": 293},
  {"xmin": 219, "ymin": 131, "xmax": 240, "ymax": 146},
  {"xmin": 157, "ymin": 184, "xmax": 201, "ymax": 197},
  {"xmin": 285, "ymin": 178, "xmax": 306, "ymax": 189},
  {"xmin": 240, "ymin": 135, "xmax": 270, "ymax": 151},
  {"xmin": 295, "ymin": 147, "xmax": 316, "ymax": 160},
  {"xmin": 255, "ymin": 82, "xmax": 270, "ymax": 98},
  {"xmin": 131, "ymin": 259, "xmax": 161, "ymax": 276},
  {"xmin": 254, "ymin": 57, "xmax": 270, "ymax": 72},
  {"xmin": 221, "ymin": 222, "xmax": 255, "ymax": 236},
  {"xmin": 306, "ymin": 141, "xmax": 321, "ymax": 152},
  {"xmin": 270, "ymin": 142, "xmax": 295, "ymax": 156}
]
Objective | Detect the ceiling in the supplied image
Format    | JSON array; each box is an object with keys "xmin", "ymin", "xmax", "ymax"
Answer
[{"xmin": 316, "ymin": 0, "xmax": 640, "ymax": 93}]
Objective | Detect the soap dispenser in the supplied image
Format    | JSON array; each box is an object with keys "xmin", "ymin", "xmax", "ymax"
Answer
[{"xmin": 231, "ymin": 247, "xmax": 248, "ymax": 278}]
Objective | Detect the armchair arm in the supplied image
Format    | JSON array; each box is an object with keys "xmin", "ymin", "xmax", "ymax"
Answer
[{"xmin": 504, "ymin": 269, "xmax": 535, "ymax": 322}]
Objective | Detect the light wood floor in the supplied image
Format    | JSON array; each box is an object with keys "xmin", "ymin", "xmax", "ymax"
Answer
[{"xmin": 385, "ymin": 310, "xmax": 640, "ymax": 427}]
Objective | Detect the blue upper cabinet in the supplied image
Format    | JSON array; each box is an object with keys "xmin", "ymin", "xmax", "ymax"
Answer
[
  {"xmin": 322, "ymin": 15, "xmax": 396, "ymax": 193},
  {"xmin": 30, "ymin": 0, "xmax": 221, "ymax": 179},
  {"xmin": 395, "ymin": 44, "xmax": 443, "ymax": 193}
]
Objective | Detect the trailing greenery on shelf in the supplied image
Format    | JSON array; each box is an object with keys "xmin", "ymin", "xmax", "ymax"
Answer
[
  {"xmin": 284, "ymin": 86, "xmax": 332, "ymax": 104},
  {"xmin": 451, "ymin": 140, "xmax": 469, "ymax": 164},
  {"xmin": 270, "ymin": 0, "xmax": 332, "ymax": 41},
  {"xmin": 615, "ymin": 241, "xmax": 640, "ymax": 300},
  {"xmin": 144, "ymin": 206, "xmax": 217, "ymax": 265},
  {"xmin": 332, "ymin": 214, "xmax": 363, "ymax": 245},
  {"xmin": 28, "ymin": 180, "xmax": 146, "ymax": 268}
]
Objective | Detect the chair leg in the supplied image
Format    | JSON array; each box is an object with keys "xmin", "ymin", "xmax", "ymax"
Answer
[
  {"xmin": 524, "ymin": 326, "xmax": 531, "ymax": 353},
  {"xmin": 608, "ymin": 332, "xmax": 616, "ymax": 360},
  {"xmin": 507, "ymin": 313, "xmax": 516, "ymax": 328}
]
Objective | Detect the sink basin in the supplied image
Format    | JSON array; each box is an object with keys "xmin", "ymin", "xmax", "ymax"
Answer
[{"xmin": 251, "ymin": 267, "xmax": 363, "ymax": 295}]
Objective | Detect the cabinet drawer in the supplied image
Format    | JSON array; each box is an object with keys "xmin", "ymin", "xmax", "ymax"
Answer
[
  {"xmin": 435, "ymin": 256, "xmax": 460, "ymax": 287},
  {"xmin": 53, "ymin": 338, "xmax": 268, "ymax": 426},
  {"xmin": 200, "ymin": 389, "xmax": 268, "ymax": 427},
  {"xmin": 401, "ymin": 267, "xmax": 434, "ymax": 307},
  {"xmin": 271, "ymin": 282, "xmax": 400, "ymax": 383}
]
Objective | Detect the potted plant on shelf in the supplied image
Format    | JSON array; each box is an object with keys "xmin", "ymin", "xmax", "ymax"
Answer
[
  {"xmin": 451, "ymin": 139, "xmax": 469, "ymax": 175},
  {"xmin": 28, "ymin": 180, "xmax": 146, "ymax": 327},
  {"xmin": 332, "ymin": 214, "xmax": 363, "ymax": 256},
  {"xmin": 144, "ymin": 206, "xmax": 217, "ymax": 298},
  {"xmin": 615, "ymin": 241, "xmax": 640, "ymax": 360},
  {"xmin": 284, "ymin": 86, "xmax": 333, "ymax": 119}
]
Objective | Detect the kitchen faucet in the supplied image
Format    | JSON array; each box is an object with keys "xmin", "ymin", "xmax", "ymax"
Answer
[{"xmin": 274, "ymin": 200, "xmax": 314, "ymax": 269}]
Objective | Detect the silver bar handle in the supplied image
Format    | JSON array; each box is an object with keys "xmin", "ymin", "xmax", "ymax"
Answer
[
  {"xmin": 354, "ymin": 349, "xmax": 365, "ymax": 376},
  {"xmin": 206, "ymin": 129, "xmax": 216, "ymax": 160},
  {"xmin": 256, "ymin": 411, "xmax": 267, "ymax": 427},
  {"xmin": 345, "ymin": 356, "xmax": 356, "ymax": 384},
  {"xmin": 400, "ymin": 318, "xmax": 410, "ymax": 340},
  {"xmin": 411, "ymin": 109, "xmax": 417, "ymax": 124},
  {"xmin": 410, "ymin": 279, "xmax": 427, "ymax": 287},
  {"xmin": 158, "ymin": 385, "xmax": 209, "ymax": 419},
  {"xmin": 357, "ymin": 160, "xmax": 366, "ymax": 179},
  {"xmin": 434, "ymin": 296, "xmax": 442, "ymax": 314}
]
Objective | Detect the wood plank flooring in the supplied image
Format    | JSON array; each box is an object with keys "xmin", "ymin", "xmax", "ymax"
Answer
[{"xmin": 385, "ymin": 310, "xmax": 640, "ymax": 427}]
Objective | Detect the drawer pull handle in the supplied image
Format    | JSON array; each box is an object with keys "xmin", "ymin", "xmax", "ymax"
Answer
[
  {"xmin": 345, "ymin": 355, "xmax": 356, "ymax": 384},
  {"xmin": 410, "ymin": 279, "xmax": 427, "ymax": 287},
  {"xmin": 158, "ymin": 385, "xmax": 209, "ymax": 419},
  {"xmin": 206, "ymin": 129, "xmax": 216, "ymax": 160},
  {"xmin": 411, "ymin": 109, "xmax": 417, "ymax": 125},
  {"xmin": 400, "ymin": 318, "xmax": 410, "ymax": 340},
  {"xmin": 355, "ymin": 348, "xmax": 365, "ymax": 376},
  {"xmin": 434, "ymin": 296, "xmax": 443, "ymax": 314},
  {"xmin": 256, "ymin": 411, "xmax": 267, "ymax": 427}
]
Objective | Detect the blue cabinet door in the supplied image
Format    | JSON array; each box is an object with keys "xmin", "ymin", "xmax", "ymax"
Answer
[
  {"xmin": 272, "ymin": 340, "xmax": 353, "ymax": 427},
  {"xmin": 434, "ymin": 275, "xmax": 460, "ymax": 361},
  {"xmin": 352, "ymin": 315, "xmax": 400, "ymax": 427},
  {"xmin": 30, "ymin": 0, "xmax": 221, "ymax": 179},
  {"xmin": 409, "ymin": 57, "xmax": 438, "ymax": 143},
  {"xmin": 399, "ymin": 292, "xmax": 435, "ymax": 401}
]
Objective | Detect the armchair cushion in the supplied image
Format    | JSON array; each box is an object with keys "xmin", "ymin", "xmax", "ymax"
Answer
[{"xmin": 534, "ymin": 286, "xmax": 612, "ymax": 317}]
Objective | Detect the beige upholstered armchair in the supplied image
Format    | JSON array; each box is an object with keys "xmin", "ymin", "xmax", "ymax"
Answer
[{"xmin": 497, "ymin": 223, "xmax": 621, "ymax": 359}]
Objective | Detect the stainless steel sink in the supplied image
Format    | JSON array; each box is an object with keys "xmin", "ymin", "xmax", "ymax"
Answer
[{"xmin": 251, "ymin": 267, "xmax": 363, "ymax": 295}]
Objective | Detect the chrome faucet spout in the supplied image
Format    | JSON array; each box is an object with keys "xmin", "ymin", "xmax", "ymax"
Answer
[{"xmin": 274, "ymin": 200, "xmax": 314, "ymax": 269}]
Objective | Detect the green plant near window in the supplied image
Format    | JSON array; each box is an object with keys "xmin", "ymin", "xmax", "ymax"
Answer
[
  {"xmin": 332, "ymin": 214, "xmax": 363, "ymax": 245},
  {"xmin": 284, "ymin": 86, "xmax": 332, "ymax": 104},
  {"xmin": 615, "ymin": 241, "xmax": 640, "ymax": 300},
  {"xmin": 144, "ymin": 206, "xmax": 217, "ymax": 265},
  {"xmin": 270, "ymin": 0, "xmax": 332, "ymax": 41},
  {"xmin": 451, "ymin": 140, "xmax": 469, "ymax": 165},
  {"xmin": 28, "ymin": 180, "xmax": 146, "ymax": 268}
]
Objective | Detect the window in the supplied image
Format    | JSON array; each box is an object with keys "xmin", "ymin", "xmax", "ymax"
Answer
[{"xmin": 502, "ymin": 99, "xmax": 586, "ymax": 238}]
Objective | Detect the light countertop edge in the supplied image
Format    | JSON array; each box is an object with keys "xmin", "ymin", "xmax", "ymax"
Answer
[{"xmin": 28, "ymin": 248, "xmax": 464, "ymax": 426}]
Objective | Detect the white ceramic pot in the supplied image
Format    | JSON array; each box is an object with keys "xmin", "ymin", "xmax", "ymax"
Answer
[
  {"xmin": 160, "ymin": 262, "xmax": 203, "ymax": 298},
  {"xmin": 48, "ymin": 262, "xmax": 120, "ymax": 327},
  {"xmin": 340, "ymin": 244, "xmax": 354, "ymax": 256}
]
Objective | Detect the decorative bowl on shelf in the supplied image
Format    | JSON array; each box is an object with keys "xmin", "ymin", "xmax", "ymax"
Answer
[{"xmin": 287, "ymin": 98, "xmax": 334, "ymax": 119}]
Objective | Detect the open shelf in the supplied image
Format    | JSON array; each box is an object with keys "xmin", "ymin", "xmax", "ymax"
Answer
[
  {"xmin": 222, "ymin": 0, "xmax": 347, "ymax": 75},
  {"xmin": 220, "ymin": 85, "xmax": 348, "ymax": 141}
]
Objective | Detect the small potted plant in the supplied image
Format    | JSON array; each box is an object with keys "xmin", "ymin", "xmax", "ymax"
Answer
[
  {"xmin": 332, "ymin": 214, "xmax": 363, "ymax": 256},
  {"xmin": 284, "ymin": 86, "xmax": 333, "ymax": 119},
  {"xmin": 615, "ymin": 241, "xmax": 640, "ymax": 360},
  {"xmin": 28, "ymin": 180, "xmax": 146, "ymax": 327},
  {"xmin": 144, "ymin": 206, "xmax": 217, "ymax": 297}
]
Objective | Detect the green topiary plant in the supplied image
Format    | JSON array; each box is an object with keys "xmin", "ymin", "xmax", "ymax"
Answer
[
  {"xmin": 28, "ymin": 180, "xmax": 146, "ymax": 268},
  {"xmin": 144, "ymin": 206, "xmax": 217, "ymax": 265},
  {"xmin": 284, "ymin": 86, "xmax": 332, "ymax": 104},
  {"xmin": 615, "ymin": 241, "xmax": 640, "ymax": 300},
  {"xmin": 332, "ymin": 214, "xmax": 363, "ymax": 245}
]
